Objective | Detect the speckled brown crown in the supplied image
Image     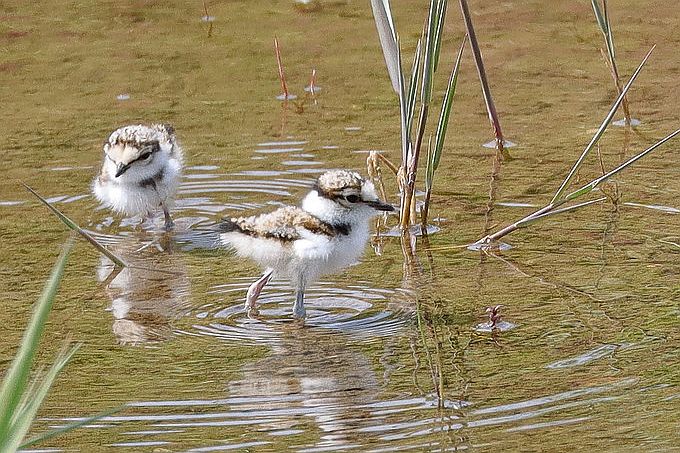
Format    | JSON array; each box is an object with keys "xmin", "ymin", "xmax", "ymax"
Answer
[
  {"xmin": 106, "ymin": 124, "xmax": 175, "ymax": 147},
  {"xmin": 315, "ymin": 170, "xmax": 364, "ymax": 197}
]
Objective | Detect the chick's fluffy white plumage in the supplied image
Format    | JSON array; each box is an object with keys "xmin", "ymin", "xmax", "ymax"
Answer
[
  {"xmin": 92, "ymin": 124, "xmax": 184, "ymax": 219},
  {"xmin": 220, "ymin": 169, "xmax": 394, "ymax": 317}
]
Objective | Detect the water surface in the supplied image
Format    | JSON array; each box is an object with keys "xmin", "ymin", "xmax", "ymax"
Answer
[{"xmin": 1, "ymin": 0, "xmax": 679, "ymax": 451}]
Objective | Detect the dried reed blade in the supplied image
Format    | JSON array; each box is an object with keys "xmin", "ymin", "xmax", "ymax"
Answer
[
  {"xmin": 374, "ymin": 152, "xmax": 399, "ymax": 175},
  {"xmin": 22, "ymin": 183, "xmax": 127, "ymax": 268},
  {"xmin": 591, "ymin": 0, "xmax": 631, "ymax": 124},
  {"xmin": 563, "ymin": 128, "xmax": 680, "ymax": 201},
  {"xmin": 551, "ymin": 45, "xmax": 655, "ymax": 203},
  {"xmin": 475, "ymin": 127, "xmax": 679, "ymax": 245},
  {"xmin": 458, "ymin": 0, "xmax": 509, "ymax": 159}
]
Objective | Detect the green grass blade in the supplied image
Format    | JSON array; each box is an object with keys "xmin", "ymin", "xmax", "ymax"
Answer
[
  {"xmin": 406, "ymin": 38, "xmax": 422, "ymax": 135},
  {"xmin": 425, "ymin": 135, "xmax": 435, "ymax": 191},
  {"xmin": 4, "ymin": 345, "xmax": 80, "ymax": 451},
  {"xmin": 20, "ymin": 406, "xmax": 123, "ymax": 449},
  {"xmin": 564, "ymin": 128, "xmax": 680, "ymax": 202},
  {"xmin": 550, "ymin": 45, "xmax": 655, "ymax": 203},
  {"xmin": 370, "ymin": 0, "xmax": 400, "ymax": 93},
  {"xmin": 0, "ymin": 238, "xmax": 73, "ymax": 443},
  {"xmin": 603, "ymin": 1, "xmax": 616, "ymax": 64},
  {"xmin": 396, "ymin": 37, "xmax": 410, "ymax": 165},
  {"xmin": 420, "ymin": 0, "xmax": 439, "ymax": 105},
  {"xmin": 591, "ymin": 0, "xmax": 608, "ymax": 35},
  {"xmin": 432, "ymin": 0, "xmax": 447, "ymax": 72},
  {"xmin": 22, "ymin": 183, "xmax": 127, "ymax": 268},
  {"xmin": 432, "ymin": 34, "xmax": 466, "ymax": 171}
]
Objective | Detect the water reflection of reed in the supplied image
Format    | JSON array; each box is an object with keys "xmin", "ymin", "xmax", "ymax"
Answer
[
  {"xmin": 96, "ymin": 234, "xmax": 191, "ymax": 345},
  {"xmin": 483, "ymin": 148, "xmax": 504, "ymax": 237}
]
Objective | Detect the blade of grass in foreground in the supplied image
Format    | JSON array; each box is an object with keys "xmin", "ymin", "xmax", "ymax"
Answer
[
  {"xmin": 20, "ymin": 406, "xmax": 122, "ymax": 449},
  {"xmin": 0, "ymin": 238, "xmax": 73, "ymax": 445},
  {"xmin": 4, "ymin": 344, "xmax": 80, "ymax": 451},
  {"xmin": 22, "ymin": 183, "xmax": 127, "ymax": 268}
]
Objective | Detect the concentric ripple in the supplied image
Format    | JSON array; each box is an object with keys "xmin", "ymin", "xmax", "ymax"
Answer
[{"xmin": 179, "ymin": 279, "xmax": 415, "ymax": 345}]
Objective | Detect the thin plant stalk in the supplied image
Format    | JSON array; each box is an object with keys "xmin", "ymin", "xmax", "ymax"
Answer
[
  {"xmin": 308, "ymin": 69, "xmax": 317, "ymax": 96},
  {"xmin": 202, "ymin": 0, "xmax": 213, "ymax": 38},
  {"xmin": 371, "ymin": 0, "xmax": 458, "ymax": 231},
  {"xmin": 396, "ymin": 38, "xmax": 411, "ymax": 168},
  {"xmin": 374, "ymin": 151, "xmax": 399, "ymax": 175},
  {"xmin": 458, "ymin": 0, "xmax": 509, "ymax": 159},
  {"xmin": 406, "ymin": 39, "xmax": 423, "ymax": 139},
  {"xmin": 22, "ymin": 183, "xmax": 127, "ymax": 268},
  {"xmin": 475, "ymin": 128, "xmax": 680, "ymax": 245},
  {"xmin": 551, "ymin": 45, "xmax": 654, "ymax": 204},
  {"xmin": 399, "ymin": 0, "xmax": 445, "ymax": 230},
  {"xmin": 274, "ymin": 37, "xmax": 291, "ymax": 100},
  {"xmin": 422, "ymin": 35, "xmax": 467, "ymax": 227},
  {"xmin": 591, "ymin": 0, "xmax": 631, "ymax": 125}
]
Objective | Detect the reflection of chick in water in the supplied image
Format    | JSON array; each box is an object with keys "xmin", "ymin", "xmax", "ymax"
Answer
[
  {"xmin": 96, "ymin": 235, "xmax": 191, "ymax": 345},
  {"xmin": 228, "ymin": 326, "xmax": 378, "ymax": 448}
]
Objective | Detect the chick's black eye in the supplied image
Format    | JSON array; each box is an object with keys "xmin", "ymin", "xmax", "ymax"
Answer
[
  {"xmin": 345, "ymin": 194, "xmax": 360, "ymax": 203},
  {"xmin": 139, "ymin": 152, "xmax": 152, "ymax": 160}
]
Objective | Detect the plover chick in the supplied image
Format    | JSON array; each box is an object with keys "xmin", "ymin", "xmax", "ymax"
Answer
[
  {"xmin": 219, "ymin": 169, "xmax": 394, "ymax": 318},
  {"xmin": 92, "ymin": 124, "xmax": 184, "ymax": 229}
]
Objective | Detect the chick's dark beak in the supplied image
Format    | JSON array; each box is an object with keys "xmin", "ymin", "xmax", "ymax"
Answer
[
  {"xmin": 115, "ymin": 162, "xmax": 130, "ymax": 178},
  {"xmin": 366, "ymin": 199, "xmax": 395, "ymax": 212}
]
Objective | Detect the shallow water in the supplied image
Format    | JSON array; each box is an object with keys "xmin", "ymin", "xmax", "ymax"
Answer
[{"xmin": 1, "ymin": 0, "xmax": 679, "ymax": 451}]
